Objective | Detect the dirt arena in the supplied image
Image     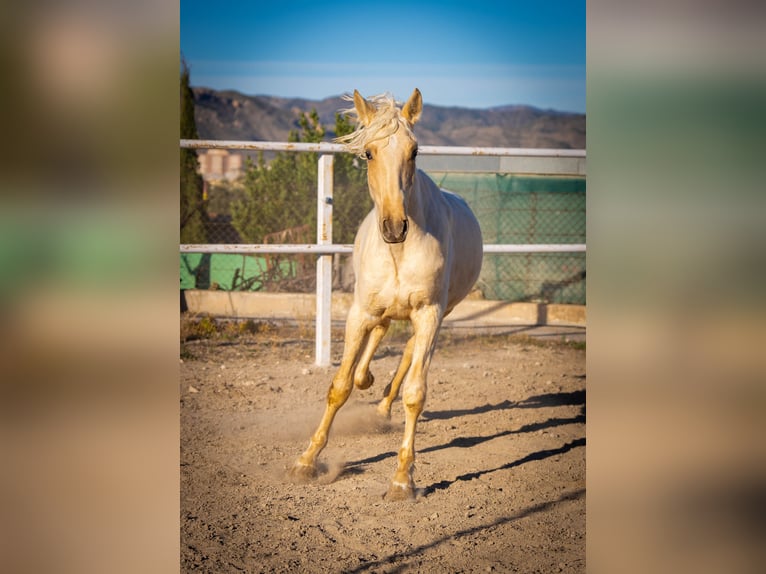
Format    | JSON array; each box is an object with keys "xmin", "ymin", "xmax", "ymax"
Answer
[{"xmin": 181, "ymin": 321, "xmax": 585, "ymax": 573}]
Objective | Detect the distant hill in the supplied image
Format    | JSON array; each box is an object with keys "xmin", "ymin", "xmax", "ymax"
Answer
[{"xmin": 192, "ymin": 87, "xmax": 585, "ymax": 149}]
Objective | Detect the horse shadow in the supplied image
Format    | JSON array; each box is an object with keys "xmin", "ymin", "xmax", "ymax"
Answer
[
  {"xmin": 422, "ymin": 436, "xmax": 585, "ymax": 496},
  {"xmin": 420, "ymin": 388, "xmax": 585, "ymax": 421},
  {"xmin": 341, "ymin": 388, "xmax": 585, "ymax": 487}
]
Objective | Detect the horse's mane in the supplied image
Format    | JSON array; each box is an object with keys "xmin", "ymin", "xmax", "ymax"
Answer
[{"xmin": 334, "ymin": 92, "xmax": 415, "ymax": 157}]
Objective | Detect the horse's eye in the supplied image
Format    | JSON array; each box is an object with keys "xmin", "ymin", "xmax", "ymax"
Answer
[
  {"xmin": 411, "ymin": 148, "xmax": 418, "ymax": 160},
  {"xmin": 365, "ymin": 150, "xmax": 373, "ymax": 160}
]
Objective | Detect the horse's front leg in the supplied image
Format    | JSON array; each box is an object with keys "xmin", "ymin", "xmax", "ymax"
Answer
[
  {"xmin": 290, "ymin": 304, "xmax": 377, "ymax": 481},
  {"xmin": 353, "ymin": 319, "xmax": 390, "ymax": 390},
  {"xmin": 386, "ymin": 305, "xmax": 442, "ymax": 500}
]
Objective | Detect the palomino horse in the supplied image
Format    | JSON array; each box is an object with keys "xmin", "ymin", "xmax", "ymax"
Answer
[{"xmin": 290, "ymin": 89, "xmax": 483, "ymax": 500}]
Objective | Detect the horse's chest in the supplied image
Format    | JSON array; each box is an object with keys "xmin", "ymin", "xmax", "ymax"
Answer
[{"xmin": 361, "ymin": 256, "xmax": 445, "ymax": 320}]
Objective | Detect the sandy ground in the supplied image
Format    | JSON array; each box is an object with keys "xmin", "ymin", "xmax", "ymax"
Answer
[{"xmin": 180, "ymin": 323, "xmax": 585, "ymax": 573}]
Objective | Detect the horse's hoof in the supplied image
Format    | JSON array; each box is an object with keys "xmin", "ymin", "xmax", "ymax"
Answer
[
  {"xmin": 355, "ymin": 371, "xmax": 374, "ymax": 390},
  {"xmin": 376, "ymin": 401, "xmax": 392, "ymax": 418},
  {"xmin": 384, "ymin": 481, "xmax": 416, "ymax": 501},
  {"xmin": 288, "ymin": 462, "xmax": 317, "ymax": 483}
]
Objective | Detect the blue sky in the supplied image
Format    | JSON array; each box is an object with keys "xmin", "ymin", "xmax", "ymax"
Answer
[{"xmin": 181, "ymin": 0, "xmax": 585, "ymax": 112}]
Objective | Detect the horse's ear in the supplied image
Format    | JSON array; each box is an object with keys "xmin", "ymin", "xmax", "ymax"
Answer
[
  {"xmin": 353, "ymin": 89, "xmax": 376, "ymax": 127},
  {"xmin": 402, "ymin": 88, "xmax": 423, "ymax": 125}
]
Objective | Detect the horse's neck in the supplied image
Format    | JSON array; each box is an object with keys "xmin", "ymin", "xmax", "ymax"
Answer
[{"xmin": 407, "ymin": 170, "xmax": 440, "ymax": 227}]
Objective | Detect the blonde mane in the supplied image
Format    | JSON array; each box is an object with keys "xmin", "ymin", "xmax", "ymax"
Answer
[{"xmin": 334, "ymin": 92, "xmax": 416, "ymax": 157}]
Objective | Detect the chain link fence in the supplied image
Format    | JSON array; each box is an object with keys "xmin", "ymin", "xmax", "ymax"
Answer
[
  {"xmin": 430, "ymin": 172, "xmax": 586, "ymax": 304},
  {"xmin": 181, "ymin": 155, "xmax": 585, "ymax": 305}
]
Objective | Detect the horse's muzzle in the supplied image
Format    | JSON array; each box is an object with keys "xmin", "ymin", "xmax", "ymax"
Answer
[{"xmin": 381, "ymin": 218, "xmax": 408, "ymax": 243}]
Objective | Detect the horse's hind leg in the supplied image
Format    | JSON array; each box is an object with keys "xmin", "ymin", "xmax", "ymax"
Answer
[
  {"xmin": 353, "ymin": 319, "xmax": 390, "ymax": 390},
  {"xmin": 290, "ymin": 304, "xmax": 375, "ymax": 481},
  {"xmin": 377, "ymin": 335, "xmax": 414, "ymax": 418}
]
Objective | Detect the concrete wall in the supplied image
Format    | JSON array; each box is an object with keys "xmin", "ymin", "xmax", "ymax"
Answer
[{"xmin": 182, "ymin": 290, "xmax": 585, "ymax": 327}]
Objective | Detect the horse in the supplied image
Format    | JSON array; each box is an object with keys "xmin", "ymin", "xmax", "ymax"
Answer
[{"xmin": 290, "ymin": 88, "xmax": 483, "ymax": 500}]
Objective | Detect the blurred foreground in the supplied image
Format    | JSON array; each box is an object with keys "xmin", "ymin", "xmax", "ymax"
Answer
[{"xmin": 0, "ymin": 2, "xmax": 178, "ymax": 573}]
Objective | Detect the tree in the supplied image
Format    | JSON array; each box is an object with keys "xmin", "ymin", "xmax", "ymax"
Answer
[
  {"xmin": 231, "ymin": 109, "xmax": 371, "ymax": 245},
  {"xmin": 231, "ymin": 109, "xmax": 325, "ymax": 242},
  {"xmin": 180, "ymin": 59, "xmax": 207, "ymax": 243}
]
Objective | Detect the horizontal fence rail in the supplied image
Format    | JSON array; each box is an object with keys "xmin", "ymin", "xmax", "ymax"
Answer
[
  {"xmin": 180, "ymin": 139, "xmax": 586, "ymax": 158},
  {"xmin": 180, "ymin": 244, "xmax": 587, "ymax": 254},
  {"xmin": 180, "ymin": 139, "xmax": 586, "ymax": 366},
  {"xmin": 180, "ymin": 139, "xmax": 586, "ymax": 176}
]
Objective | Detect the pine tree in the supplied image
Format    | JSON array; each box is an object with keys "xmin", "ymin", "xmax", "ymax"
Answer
[
  {"xmin": 180, "ymin": 59, "xmax": 207, "ymax": 243},
  {"xmin": 231, "ymin": 109, "xmax": 324, "ymax": 242},
  {"xmin": 231, "ymin": 109, "xmax": 371, "ymax": 245}
]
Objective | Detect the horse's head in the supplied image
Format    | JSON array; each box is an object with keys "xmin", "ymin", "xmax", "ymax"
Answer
[{"xmin": 345, "ymin": 89, "xmax": 423, "ymax": 244}]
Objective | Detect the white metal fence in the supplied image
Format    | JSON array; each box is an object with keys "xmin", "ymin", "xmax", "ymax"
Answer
[{"xmin": 180, "ymin": 139, "xmax": 586, "ymax": 366}]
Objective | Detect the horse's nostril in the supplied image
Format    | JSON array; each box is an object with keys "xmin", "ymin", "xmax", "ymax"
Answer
[{"xmin": 381, "ymin": 218, "xmax": 408, "ymax": 243}]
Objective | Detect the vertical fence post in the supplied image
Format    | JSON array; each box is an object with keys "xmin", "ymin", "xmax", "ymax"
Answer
[{"xmin": 315, "ymin": 154, "xmax": 334, "ymax": 366}]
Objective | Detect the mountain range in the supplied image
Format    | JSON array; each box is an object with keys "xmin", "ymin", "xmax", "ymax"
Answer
[{"xmin": 192, "ymin": 87, "xmax": 585, "ymax": 149}]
